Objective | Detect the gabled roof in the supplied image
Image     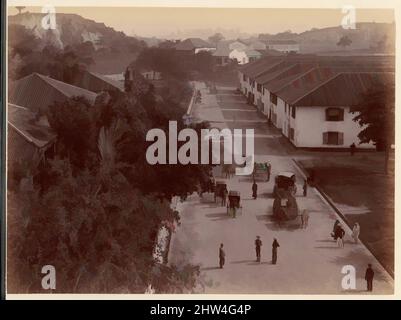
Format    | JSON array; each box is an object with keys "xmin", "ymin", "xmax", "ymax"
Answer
[
  {"xmin": 245, "ymin": 49, "xmax": 262, "ymax": 57},
  {"xmin": 8, "ymin": 103, "xmax": 56, "ymax": 148},
  {"xmin": 175, "ymin": 38, "xmax": 214, "ymax": 50},
  {"xmin": 294, "ymin": 72, "xmax": 394, "ymax": 107},
  {"xmin": 9, "ymin": 73, "xmax": 98, "ymax": 112},
  {"xmin": 264, "ymin": 63, "xmax": 317, "ymax": 92},
  {"xmin": 73, "ymin": 70, "xmax": 124, "ymax": 92},
  {"xmin": 255, "ymin": 62, "xmax": 300, "ymax": 85},
  {"xmin": 275, "ymin": 67, "xmax": 339, "ymax": 105},
  {"xmin": 239, "ymin": 57, "xmax": 285, "ymax": 78},
  {"xmin": 213, "ymin": 43, "xmax": 232, "ymax": 57},
  {"xmin": 35, "ymin": 73, "xmax": 98, "ymax": 101}
]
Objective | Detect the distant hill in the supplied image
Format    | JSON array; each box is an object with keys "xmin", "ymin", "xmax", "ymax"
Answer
[
  {"xmin": 259, "ymin": 22, "xmax": 395, "ymax": 54},
  {"xmin": 8, "ymin": 12, "xmax": 147, "ymax": 74}
]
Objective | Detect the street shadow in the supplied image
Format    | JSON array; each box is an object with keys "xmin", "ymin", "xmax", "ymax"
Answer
[
  {"xmin": 230, "ymin": 260, "xmax": 255, "ymax": 264},
  {"xmin": 260, "ymin": 192, "xmax": 274, "ymax": 199},
  {"xmin": 314, "ymin": 246, "xmax": 341, "ymax": 249},
  {"xmin": 256, "ymin": 214, "xmax": 269, "ymax": 221},
  {"xmin": 242, "ymin": 197, "xmax": 257, "ymax": 201},
  {"xmin": 316, "ymin": 239, "xmax": 336, "ymax": 243},
  {"xmin": 205, "ymin": 212, "xmax": 231, "ymax": 221},
  {"xmin": 247, "ymin": 261, "xmax": 271, "ymax": 266},
  {"xmin": 264, "ymin": 217, "xmax": 302, "ymax": 232}
]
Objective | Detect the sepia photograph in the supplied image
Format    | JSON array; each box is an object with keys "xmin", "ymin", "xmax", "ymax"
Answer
[{"xmin": 4, "ymin": 1, "xmax": 396, "ymax": 297}]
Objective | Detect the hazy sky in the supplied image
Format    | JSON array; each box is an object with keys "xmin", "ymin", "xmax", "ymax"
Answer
[{"xmin": 8, "ymin": 6, "xmax": 395, "ymax": 38}]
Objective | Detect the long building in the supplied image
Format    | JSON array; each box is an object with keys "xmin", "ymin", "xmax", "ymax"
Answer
[{"xmin": 238, "ymin": 55, "xmax": 394, "ymax": 149}]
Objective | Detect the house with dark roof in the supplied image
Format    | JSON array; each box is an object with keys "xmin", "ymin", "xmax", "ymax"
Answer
[
  {"xmin": 175, "ymin": 38, "xmax": 215, "ymax": 55},
  {"xmin": 264, "ymin": 39, "xmax": 300, "ymax": 53},
  {"xmin": 212, "ymin": 43, "xmax": 232, "ymax": 66},
  {"xmin": 9, "ymin": 73, "xmax": 97, "ymax": 114},
  {"xmin": 237, "ymin": 55, "xmax": 395, "ymax": 149},
  {"xmin": 276, "ymin": 71, "xmax": 394, "ymax": 148}
]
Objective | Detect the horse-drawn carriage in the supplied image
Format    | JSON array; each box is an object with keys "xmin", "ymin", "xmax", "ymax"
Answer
[
  {"xmin": 252, "ymin": 162, "xmax": 271, "ymax": 181},
  {"xmin": 273, "ymin": 171, "xmax": 297, "ymax": 198},
  {"xmin": 227, "ymin": 190, "xmax": 242, "ymax": 218},
  {"xmin": 271, "ymin": 172, "xmax": 300, "ymax": 225}
]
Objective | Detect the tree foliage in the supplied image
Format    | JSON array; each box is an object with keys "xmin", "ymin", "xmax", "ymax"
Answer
[
  {"xmin": 337, "ymin": 35, "xmax": 352, "ymax": 48},
  {"xmin": 350, "ymin": 81, "xmax": 395, "ymax": 149},
  {"xmin": 8, "ymin": 32, "xmax": 212, "ymax": 292}
]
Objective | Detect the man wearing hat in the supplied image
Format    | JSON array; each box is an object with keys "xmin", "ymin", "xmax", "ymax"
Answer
[{"xmin": 255, "ymin": 236, "xmax": 262, "ymax": 262}]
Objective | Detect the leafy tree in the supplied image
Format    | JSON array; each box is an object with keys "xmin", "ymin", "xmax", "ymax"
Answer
[
  {"xmin": 350, "ymin": 81, "xmax": 395, "ymax": 174},
  {"xmin": 337, "ymin": 35, "xmax": 352, "ymax": 48}
]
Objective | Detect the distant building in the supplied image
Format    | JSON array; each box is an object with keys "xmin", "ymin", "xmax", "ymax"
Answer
[
  {"xmin": 228, "ymin": 40, "xmax": 248, "ymax": 51},
  {"xmin": 264, "ymin": 40, "xmax": 300, "ymax": 53},
  {"xmin": 245, "ymin": 50, "xmax": 263, "ymax": 63},
  {"xmin": 141, "ymin": 70, "xmax": 163, "ymax": 81},
  {"xmin": 213, "ymin": 43, "xmax": 232, "ymax": 66},
  {"xmin": 249, "ymin": 40, "xmax": 266, "ymax": 51},
  {"xmin": 175, "ymin": 38, "xmax": 215, "ymax": 55},
  {"xmin": 9, "ymin": 73, "xmax": 97, "ymax": 114},
  {"xmin": 229, "ymin": 49, "xmax": 262, "ymax": 65},
  {"xmin": 229, "ymin": 49, "xmax": 248, "ymax": 64}
]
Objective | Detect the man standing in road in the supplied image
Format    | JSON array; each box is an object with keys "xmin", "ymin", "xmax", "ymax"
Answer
[
  {"xmin": 365, "ymin": 264, "xmax": 374, "ymax": 292},
  {"xmin": 255, "ymin": 236, "xmax": 262, "ymax": 262},
  {"xmin": 252, "ymin": 181, "xmax": 258, "ymax": 199},
  {"xmin": 303, "ymin": 179, "xmax": 308, "ymax": 197},
  {"xmin": 219, "ymin": 243, "xmax": 225, "ymax": 269},
  {"xmin": 272, "ymin": 238, "xmax": 280, "ymax": 264}
]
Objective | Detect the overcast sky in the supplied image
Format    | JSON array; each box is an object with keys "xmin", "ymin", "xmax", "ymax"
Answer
[{"xmin": 8, "ymin": 6, "xmax": 395, "ymax": 38}]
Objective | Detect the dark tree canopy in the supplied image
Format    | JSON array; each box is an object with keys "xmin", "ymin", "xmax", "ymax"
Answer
[{"xmin": 337, "ymin": 35, "xmax": 352, "ymax": 48}]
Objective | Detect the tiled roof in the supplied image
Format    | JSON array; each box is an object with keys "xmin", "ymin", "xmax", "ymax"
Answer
[
  {"xmin": 9, "ymin": 73, "xmax": 97, "ymax": 113},
  {"xmin": 275, "ymin": 67, "xmax": 340, "ymax": 105},
  {"xmin": 175, "ymin": 38, "xmax": 214, "ymax": 50},
  {"xmin": 73, "ymin": 71, "xmax": 124, "ymax": 92},
  {"xmin": 294, "ymin": 72, "xmax": 394, "ymax": 107},
  {"xmin": 212, "ymin": 43, "xmax": 232, "ymax": 57},
  {"xmin": 8, "ymin": 103, "xmax": 56, "ymax": 148}
]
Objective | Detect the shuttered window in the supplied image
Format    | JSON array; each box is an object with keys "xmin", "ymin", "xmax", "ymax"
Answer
[
  {"xmin": 291, "ymin": 106, "xmax": 296, "ymax": 119},
  {"xmin": 323, "ymin": 132, "xmax": 344, "ymax": 145}
]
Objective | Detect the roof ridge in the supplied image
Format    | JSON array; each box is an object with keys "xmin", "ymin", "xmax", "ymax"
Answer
[
  {"xmin": 35, "ymin": 73, "xmax": 96, "ymax": 96},
  {"xmin": 292, "ymin": 71, "xmax": 342, "ymax": 105},
  {"xmin": 273, "ymin": 65, "xmax": 319, "ymax": 93}
]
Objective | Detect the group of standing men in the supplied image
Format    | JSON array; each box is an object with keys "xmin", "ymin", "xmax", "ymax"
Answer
[{"xmin": 219, "ymin": 236, "xmax": 280, "ymax": 269}]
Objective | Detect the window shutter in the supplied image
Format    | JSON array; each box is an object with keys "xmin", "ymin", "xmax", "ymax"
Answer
[
  {"xmin": 340, "ymin": 109, "xmax": 344, "ymax": 121},
  {"xmin": 323, "ymin": 132, "xmax": 328, "ymax": 145},
  {"xmin": 338, "ymin": 132, "xmax": 344, "ymax": 145}
]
